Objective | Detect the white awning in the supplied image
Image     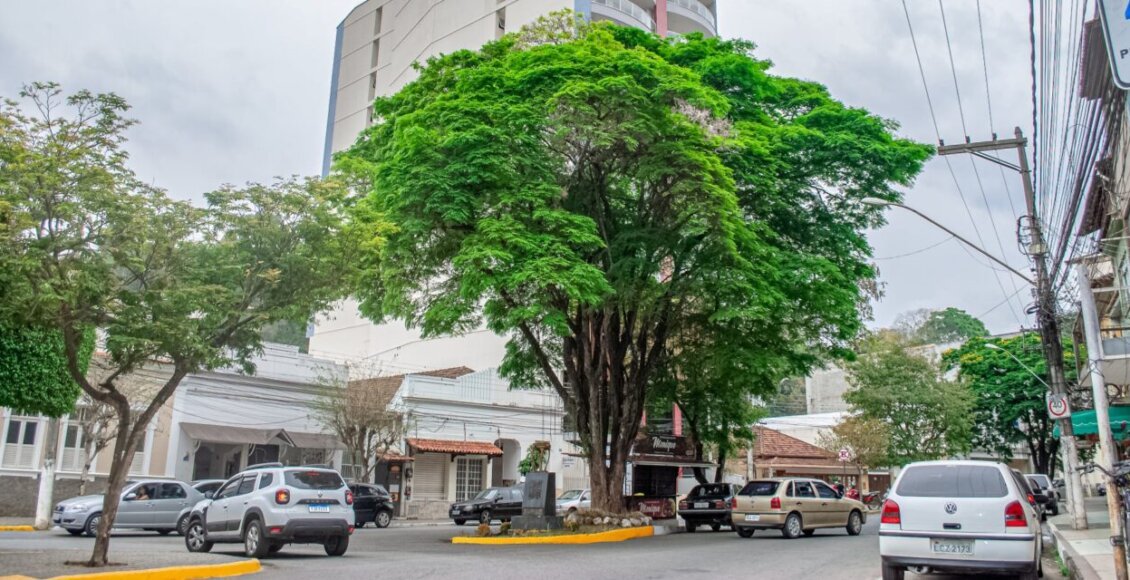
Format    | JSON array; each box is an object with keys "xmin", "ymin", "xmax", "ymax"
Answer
[
  {"xmin": 181, "ymin": 423, "xmax": 295, "ymax": 446},
  {"xmin": 286, "ymin": 431, "xmax": 345, "ymax": 450}
]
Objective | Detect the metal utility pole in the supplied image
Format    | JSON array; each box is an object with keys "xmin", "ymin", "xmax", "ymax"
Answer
[
  {"xmin": 937, "ymin": 127, "xmax": 1088, "ymax": 530},
  {"xmin": 1076, "ymin": 259, "xmax": 1129, "ymax": 580}
]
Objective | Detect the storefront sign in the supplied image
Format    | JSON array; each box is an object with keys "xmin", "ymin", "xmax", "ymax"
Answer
[
  {"xmin": 631, "ymin": 498, "xmax": 676, "ymax": 519},
  {"xmin": 633, "ymin": 434, "xmax": 694, "ymax": 458}
]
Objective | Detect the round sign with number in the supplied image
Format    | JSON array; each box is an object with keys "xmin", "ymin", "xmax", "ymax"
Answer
[{"xmin": 1047, "ymin": 393, "xmax": 1071, "ymax": 420}]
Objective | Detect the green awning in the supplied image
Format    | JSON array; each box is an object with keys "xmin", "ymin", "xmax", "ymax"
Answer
[{"xmin": 1053, "ymin": 406, "xmax": 1130, "ymax": 439}]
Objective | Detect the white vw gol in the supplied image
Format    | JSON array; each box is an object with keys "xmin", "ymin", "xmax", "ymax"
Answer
[{"xmin": 879, "ymin": 460, "xmax": 1046, "ymax": 580}]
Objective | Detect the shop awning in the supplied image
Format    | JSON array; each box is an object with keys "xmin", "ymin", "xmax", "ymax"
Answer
[
  {"xmin": 286, "ymin": 431, "xmax": 345, "ymax": 450},
  {"xmin": 1053, "ymin": 406, "xmax": 1130, "ymax": 439},
  {"xmin": 181, "ymin": 423, "xmax": 295, "ymax": 446},
  {"xmin": 630, "ymin": 459, "xmax": 716, "ymax": 469},
  {"xmin": 407, "ymin": 438, "xmax": 503, "ymax": 457}
]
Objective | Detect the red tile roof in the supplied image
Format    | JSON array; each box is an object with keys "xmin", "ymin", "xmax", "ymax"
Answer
[
  {"xmin": 407, "ymin": 438, "xmax": 503, "ymax": 457},
  {"xmin": 753, "ymin": 427, "xmax": 836, "ymax": 461},
  {"xmin": 415, "ymin": 366, "xmax": 476, "ymax": 379}
]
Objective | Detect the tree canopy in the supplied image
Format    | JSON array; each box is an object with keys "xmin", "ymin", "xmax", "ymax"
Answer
[
  {"xmin": 338, "ymin": 14, "xmax": 930, "ymax": 510},
  {"xmin": 844, "ymin": 333, "xmax": 974, "ymax": 465},
  {"xmin": 0, "ymin": 324, "xmax": 93, "ymax": 417},
  {"xmin": 895, "ymin": 307, "xmax": 988, "ymax": 346},
  {"xmin": 941, "ymin": 333, "xmax": 1068, "ymax": 477}
]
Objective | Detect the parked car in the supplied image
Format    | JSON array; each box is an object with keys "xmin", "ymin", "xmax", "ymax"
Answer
[
  {"xmin": 449, "ymin": 486, "xmax": 523, "ymax": 525},
  {"xmin": 730, "ymin": 478, "xmax": 866, "ymax": 539},
  {"xmin": 678, "ymin": 483, "xmax": 740, "ymax": 532},
  {"xmin": 1025, "ymin": 473, "xmax": 1059, "ymax": 517},
  {"xmin": 1014, "ymin": 470, "xmax": 1045, "ymax": 522},
  {"xmin": 191, "ymin": 479, "xmax": 226, "ymax": 498},
  {"xmin": 183, "ymin": 463, "xmax": 353, "ymax": 558},
  {"xmin": 879, "ymin": 460, "xmax": 1045, "ymax": 580},
  {"xmin": 555, "ymin": 489, "xmax": 591, "ymax": 515},
  {"xmin": 349, "ymin": 483, "xmax": 394, "ymax": 528},
  {"xmin": 53, "ymin": 479, "xmax": 204, "ymax": 537}
]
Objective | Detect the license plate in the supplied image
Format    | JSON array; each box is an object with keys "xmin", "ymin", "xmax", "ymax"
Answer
[
  {"xmin": 931, "ymin": 538, "xmax": 974, "ymax": 555},
  {"xmin": 308, "ymin": 504, "xmax": 330, "ymax": 513},
  {"xmin": 694, "ymin": 502, "xmax": 708, "ymax": 509},
  {"xmin": 451, "ymin": 510, "xmax": 461, "ymax": 516},
  {"xmin": 744, "ymin": 514, "xmax": 760, "ymax": 522}
]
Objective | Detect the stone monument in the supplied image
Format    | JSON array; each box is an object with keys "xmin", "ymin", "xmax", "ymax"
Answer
[{"xmin": 510, "ymin": 471, "xmax": 564, "ymax": 530}]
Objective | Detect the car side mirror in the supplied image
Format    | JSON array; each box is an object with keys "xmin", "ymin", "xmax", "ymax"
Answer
[
  {"xmin": 204, "ymin": 491, "xmax": 215, "ymax": 499},
  {"xmin": 1033, "ymin": 492, "xmax": 1050, "ymax": 505},
  {"xmin": 124, "ymin": 493, "xmax": 137, "ymax": 501}
]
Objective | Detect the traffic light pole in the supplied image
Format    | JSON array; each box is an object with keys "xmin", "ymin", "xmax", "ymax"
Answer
[{"xmin": 937, "ymin": 127, "xmax": 1088, "ymax": 531}]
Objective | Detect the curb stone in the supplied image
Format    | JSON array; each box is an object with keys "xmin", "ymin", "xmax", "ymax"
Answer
[
  {"xmin": 1046, "ymin": 520, "xmax": 1103, "ymax": 580},
  {"xmin": 25, "ymin": 559, "xmax": 261, "ymax": 580}
]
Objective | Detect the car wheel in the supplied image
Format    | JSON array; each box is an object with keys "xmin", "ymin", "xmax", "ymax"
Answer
[
  {"xmin": 243, "ymin": 519, "xmax": 270, "ymax": 559},
  {"xmin": 355, "ymin": 521, "xmax": 365, "ymax": 529},
  {"xmin": 1050, "ymin": 502, "xmax": 1060, "ymax": 516},
  {"xmin": 156, "ymin": 529, "xmax": 173, "ymax": 536},
  {"xmin": 737, "ymin": 527, "xmax": 755, "ymax": 538},
  {"xmin": 268, "ymin": 543, "xmax": 284, "ymax": 554},
  {"xmin": 781, "ymin": 513, "xmax": 803, "ymax": 539},
  {"xmin": 479, "ymin": 510, "xmax": 492, "ymax": 525},
  {"xmin": 1017, "ymin": 570, "xmax": 1038, "ymax": 580},
  {"xmin": 176, "ymin": 514, "xmax": 190, "ymax": 536},
  {"xmin": 83, "ymin": 513, "xmax": 101, "ymax": 538},
  {"xmin": 710, "ymin": 523, "xmax": 721, "ymax": 532},
  {"xmin": 881, "ymin": 563, "xmax": 905, "ymax": 580},
  {"xmin": 184, "ymin": 520, "xmax": 213, "ymax": 553},
  {"xmin": 803, "ymin": 529, "xmax": 815, "ymax": 536},
  {"xmin": 375, "ymin": 510, "xmax": 392, "ymax": 529},
  {"xmin": 846, "ymin": 510, "xmax": 863, "ymax": 536},
  {"xmin": 324, "ymin": 534, "xmax": 349, "ymax": 556},
  {"xmin": 454, "ymin": 519, "xmax": 466, "ymax": 526},
  {"xmin": 66, "ymin": 528, "xmax": 84, "ymax": 536},
  {"xmin": 685, "ymin": 522, "xmax": 697, "ymax": 533}
]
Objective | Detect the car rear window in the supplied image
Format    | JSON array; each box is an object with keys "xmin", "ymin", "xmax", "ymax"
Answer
[
  {"xmin": 284, "ymin": 470, "xmax": 345, "ymax": 490},
  {"xmin": 897, "ymin": 465, "xmax": 1008, "ymax": 498},
  {"xmin": 739, "ymin": 481, "xmax": 780, "ymax": 496},
  {"xmin": 690, "ymin": 484, "xmax": 729, "ymax": 498}
]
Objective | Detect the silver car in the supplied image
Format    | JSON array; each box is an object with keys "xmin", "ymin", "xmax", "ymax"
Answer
[
  {"xmin": 555, "ymin": 489, "xmax": 591, "ymax": 515},
  {"xmin": 53, "ymin": 480, "xmax": 204, "ymax": 537}
]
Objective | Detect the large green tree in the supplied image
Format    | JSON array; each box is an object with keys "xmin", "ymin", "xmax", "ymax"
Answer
[
  {"xmin": 0, "ymin": 324, "xmax": 93, "ymax": 417},
  {"xmin": 942, "ymin": 333, "xmax": 1069, "ymax": 478},
  {"xmin": 0, "ymin": 83, "xmax": 358, "ymax": 565},
  {"xmin": 845, "ymin": 333, "xmax": 974, "ymax": 464},
  {"xmin": 338, "ymin": 15, "xmax": 930, "ymax": 510},
  {"xmin": 896, "ymin": 307, "xmax": 988, "ymax": 346}
]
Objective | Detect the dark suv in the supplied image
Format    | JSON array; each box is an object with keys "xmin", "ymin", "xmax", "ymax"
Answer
[
  {"xmin": 679, "ymin": 483, "xmax": 741, "ymax": 532},
  {"xmin": 350, "ymin": 483, "xmax": 394, "ymax": 528},
  {"xmin": 449, "ymin": 486, "xmax": 523, "ymax": 525}
]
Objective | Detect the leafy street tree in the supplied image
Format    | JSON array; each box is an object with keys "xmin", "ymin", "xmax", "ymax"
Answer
[
  {"xmin": 314, "ymin": 376, "xmax": 407, "ymax": 484},
  {"xmin": 0, "ymin": 83, "xmax": 358, "ymax": 565},
  {"xmin": 338, "ymin": 15, "xmax": 930, "ymax": 511},
  {"xmin": 844, "ymin": 333, "xmax": 974, "ymax": 465},
  {"xmin": 0, "ymin": 324, "xmax": 93, "ymax": 417},
  {"xmin": 817, "ymin": 415, "xmax": 890, "ymax": 475},
  {"xmin": 942, "ymin": 333, "xmax": 1069, "ymax": 478},
  {"xmin": 895, "ymin": 307, "xmax": 988, "ymax": 346}
]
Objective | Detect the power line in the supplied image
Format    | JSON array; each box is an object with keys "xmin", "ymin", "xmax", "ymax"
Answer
[{"xmin": 937, "ymin": 0, "xmax": 969, "ymax": 138}]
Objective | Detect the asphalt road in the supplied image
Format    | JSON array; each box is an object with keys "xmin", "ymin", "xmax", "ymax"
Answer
[{"xmin": 0, "ymin": 519, "xmax": 1065, "ymax": 580}]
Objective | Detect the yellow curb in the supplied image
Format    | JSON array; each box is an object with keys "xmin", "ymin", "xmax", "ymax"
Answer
[
  {"xmin": 452, "ymin": 525, "xmax": 654, "ymax": 545},
  {"xmin": 45, "ymin": 559, "xmax": 261, "ymax": 580},
  {"xmin": 0, "ymin": 525, "xmax": 36, "ymax": 532}
]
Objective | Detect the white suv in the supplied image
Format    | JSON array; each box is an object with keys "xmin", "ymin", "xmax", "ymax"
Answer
[
  {"xmin": 183, "ymin": 463, "xmax": 354, "ymax": 558},
  {"xmin": 879, "ymin": 460, "xmax": 1043, "ymax": 580}
]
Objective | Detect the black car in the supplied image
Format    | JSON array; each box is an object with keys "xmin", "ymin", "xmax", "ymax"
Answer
[
  {"xmin": 449, "ymin": 486, "xmax": 523, "ymax": 525},
  {"xmin": 349, "ymin": 483, "xmax": 395, "ymax": 528},
  {"xmin": 679, "ymin": 483, "xmax": 741, "ymax": 532}
]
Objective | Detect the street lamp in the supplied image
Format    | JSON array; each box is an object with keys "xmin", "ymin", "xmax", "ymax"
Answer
[
  {"xmin": 984, "ymin": 343, "xmax": 1050, "ymax": 389},
  {"xmin": 861, "ymin": 198, "xmax": 1035, "ymax": 286}
]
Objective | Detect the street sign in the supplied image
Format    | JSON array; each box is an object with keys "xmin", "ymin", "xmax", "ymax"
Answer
[
  {"xmin": 1096, "ymin": 0, "xmax": 1130, "ymax": 89},
  {"xmin": 838, "ymin": 448, "xmax": 851, "ymax": 463},
  {"xmin": 1048, "ymin": 393, "xmax": 1072, "ymax": 420}
]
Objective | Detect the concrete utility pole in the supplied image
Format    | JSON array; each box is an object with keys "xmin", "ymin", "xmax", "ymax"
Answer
[
  {"xmin": 937, "ymin": 127, "xmax": 1088, "ymax": 530},
  {"xmin": 1076, "ymin": 259, "xmax": 1129, "ymax": 580}
]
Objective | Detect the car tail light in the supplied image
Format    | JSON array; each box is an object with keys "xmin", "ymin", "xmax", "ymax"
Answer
[
  {"xmin": 346, "ymin": 490, "xmax": 354, "ymax": 505},
  {"xmin": 880, "ymin": 499, "xmax": 901, "ymax": 525},
  {"xmin": 270, "ymin": 526, "xmax": 283, "ymax": 534},
  {"xmin": 1026, "ymin": 493, "xmax": 1035, "ymax": 506},
  {"xmin": 275, "ymin": 488, "xmax": 290, "ymax": 505},
  {"xmin": 678, "ymin": 500, "xmax": 688, "ymax": 510},
  {"xmin": 770, "ymin": 497, "xmax": 781, "ymax": 510},
  {"xmin": 348, "ymin": 525, "xmax": 355, "ymax": 535},
  {"xmin": 730, "ymin": 497, "xmax": 737, "ymax": 509},
  {"xmin": 1005, "ymin": 500, "xmax": 1027, "ymax": 527}
]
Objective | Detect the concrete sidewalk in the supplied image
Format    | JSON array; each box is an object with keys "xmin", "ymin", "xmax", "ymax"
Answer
[{"xmin": 1048, "ymin": 497, "xmax": 1119, "ymax": 580}]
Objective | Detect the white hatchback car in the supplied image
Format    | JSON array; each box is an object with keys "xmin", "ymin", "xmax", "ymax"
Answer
[{"xmin": 879, "ymin": 460, "xmax": 1044, "ymax": 580}]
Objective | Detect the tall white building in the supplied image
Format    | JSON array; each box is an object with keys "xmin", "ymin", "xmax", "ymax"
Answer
[{"xmin": 313, "ymin": 0, "xmax": 719, "ymax": 371}]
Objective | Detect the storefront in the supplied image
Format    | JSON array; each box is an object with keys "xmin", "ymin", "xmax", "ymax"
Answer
[
  {"xmin": 403, "ymin": 437, "xmax": 503, "ymax": 519},
  {"xmin": 625, "ymin": 432, "xmax": 712, "ymax": 519}
]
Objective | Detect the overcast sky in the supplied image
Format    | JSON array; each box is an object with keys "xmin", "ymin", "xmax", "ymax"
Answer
[{"xmin": 0, "ymin": 0, "xmax": 1037, "ymax": 335}]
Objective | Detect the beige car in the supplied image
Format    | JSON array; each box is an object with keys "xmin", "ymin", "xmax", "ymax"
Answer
[{"xmin": 730, "ymin": 478, "xmax": 867, "ymax": 539}]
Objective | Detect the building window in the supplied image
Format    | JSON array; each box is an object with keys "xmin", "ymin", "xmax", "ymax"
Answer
[
  {"xmin": 373, "ymin": 6, "xmax": 382, "ymax": 35},
  {"xmin": 371, "ymin": 39, "xmax": 380, "ymax": 69},
  {"xmin": 1, "ymin": 417, "xmax": 40, "ymax": 468},
  {"xmin": 128, "ymin": 433, "xmax": 146, "ymax": 475},
  {"xmin": 455, "ymin": 457, "xmax": 484, "ymax": 501},
  {"xmin": 59, "ymin": 423, "xmax": 85, "ymax": 471}
]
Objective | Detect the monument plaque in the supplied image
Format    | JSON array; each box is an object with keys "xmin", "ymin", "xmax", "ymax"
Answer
[{"xmin": 511, "ymin": 472, "xmax": 564, "ymax": 530}]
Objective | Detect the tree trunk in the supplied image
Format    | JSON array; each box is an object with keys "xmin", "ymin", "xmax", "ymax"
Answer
[
  {"xmin": 89, "ymin": 419, "xmax": 139, "ymax": 566},
  {"xmin": 713, "ymin": 446, "xmax": 727, "ymax": 483}
]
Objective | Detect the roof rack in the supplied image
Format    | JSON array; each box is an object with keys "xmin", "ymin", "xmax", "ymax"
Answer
[{"xmin": 245, "ymin": 462, "xmax": 283, "ymax": 470}]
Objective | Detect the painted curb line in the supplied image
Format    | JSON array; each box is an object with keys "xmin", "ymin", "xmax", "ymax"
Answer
[
  {"xmin": 452, "ymin": 525, "xmax": 654, "ymax": 545},
  {"xmin": 0, "ymin": 526, "xmax": 36, "ymax": 532},
  {"xmin": 44, "ymin": 559, "xmax": 261, "ymax": 580}
]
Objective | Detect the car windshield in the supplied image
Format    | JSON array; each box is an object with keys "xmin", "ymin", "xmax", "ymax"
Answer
[
  {"xmin": 283, "ymin": 470, "xmax": 344, "ymax": 490},
  {"xmin": 557, "ymin": 490, "xmax": 583, "ymax": 501},
  {"xmin": 897, "ymin": 465, "xmax": 1008, "ymax": 498},
  {"xmin": 690, "ymin": 484, "xmax": 728, "ymax": 498},
  {"xmin": 739, "ymin": 481, "xmax": 780, "ymax": 496},
  {"xmin": 474, "ymin": 488, "xmax": 500, "ymax": 501}
]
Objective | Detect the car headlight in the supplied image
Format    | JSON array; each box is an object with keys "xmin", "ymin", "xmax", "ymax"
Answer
[
  {"xmin": 463, "ymin": 505, "xmax": 473, "ymax": 512},
  {"xmin": 65, "ymin": 504, "xmax": 90, "ymax": 512}
]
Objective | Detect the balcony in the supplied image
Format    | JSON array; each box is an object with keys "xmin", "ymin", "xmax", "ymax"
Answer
[
  {"xmin": 667, "ymin": 0, "xmax": 717, "ymax": 37},
  {"xmin": 592, "ymin": 0, "xmax": 655, "ymax": 32}
]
